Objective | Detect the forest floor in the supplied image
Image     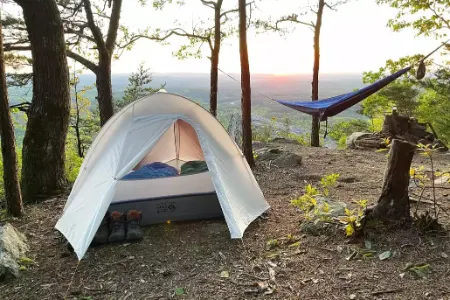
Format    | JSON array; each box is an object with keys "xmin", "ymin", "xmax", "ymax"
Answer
[{"xmin": 2, "ymin": 140, "xmax": 450, "ymax": 300}]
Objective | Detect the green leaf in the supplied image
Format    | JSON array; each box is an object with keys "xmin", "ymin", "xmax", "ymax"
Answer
[
  {"xmin": 220, "ymin": 270, "xmax": 229, "ymax": 278},
  {"xmin": 379, "ymin": 250, "xmax": 392, "ymax": 261},
  {"xmin": 364, "ymin": 240, "xmax": 373, "ymax": 250},
  {"xmin": 175, "ymin": 287, "xmax": 185, "ymax": 295},
  {"xmin": 288, "ymin": 241, "xmax": 301, "ymax": 248},
  {"xmin": 409, "ymin": 263, "xmax": 430, "ymax": 279}
]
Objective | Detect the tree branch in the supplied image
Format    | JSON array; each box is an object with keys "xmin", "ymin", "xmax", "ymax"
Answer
[
  {"xmin": 105, "ymin": 0, "xmax": 123, "ymax": 52},
  {"xmin": 428, "ymin": 3, "xmax": 450, "ymax": 30},
  {"xmin": 64, "ymin": 27, "xmax": 96, "ymax": 43},
  {"xmin": 200, "ymin": 0, "xmax": 217, "ymax": 9},
  {"xmin": 82, "ymin": 0, "xmax": 107, "ymax": 51},
  {"xmin": 324, "ymin": 2, "xmax": 337, "ymax": 10},
  {"xmin": 220, "ymin": 1, "xmax": 253, "ymax": 19},
  {"xmin": 66, "ymin": 49, "xmax": 98, "ymax": 73},
  {"xmin": 276, "ymin": 17, "xmax": 315, "ymax": 29},
  {"xmin": 9, "ymin": 101, "xmax": 31, "ymax": 113},
  {"xmin": 3, "ymin": 45, "xmax": 31, "ymax": 51}
]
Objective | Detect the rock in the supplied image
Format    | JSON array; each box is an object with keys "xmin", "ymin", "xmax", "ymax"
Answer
[
  {"xmin": 0, "ymin": 223, "xmax": 29, "ymax": 281},
  {"xmin": 272, "ymin": 152, "xmax": 302, "ymax": 167},
  {"xmin": 255, "ymin": 148, "xmax": 281, "ymax": 161},
  {"xmin": 315, "ymin": 196, "xmax": 347, "ymax": 218},
  {"xmin": 0, "ymin": 223, "xmax": 29, "ymax": 260},
  {"xmin": 270, "ymin": 137, "xmax": 301, "ymax": 145},
  {"xmin": 299, "ymin": 197, "xmax": 347, "ymax": 236},
  {"xmin": 0, "ymin": 252, "xmax": 20, "ymax": 280},
  {"xmin": 346, "ymin": 132, "xmax": 374, "ymax": 149},
  {"xmin": 255, "ymin": 148, "xmax": 302, "ymax": 167}
]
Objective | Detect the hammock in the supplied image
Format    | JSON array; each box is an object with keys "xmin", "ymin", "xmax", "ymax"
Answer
[{"xmin": 276, "ymin": 67, "xmax": 411, "ymax": 121}]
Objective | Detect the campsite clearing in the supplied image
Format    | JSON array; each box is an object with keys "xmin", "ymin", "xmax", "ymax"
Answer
[{"xmin": 2, "ymin": 141, "xmax": 450, "ymax": 300}]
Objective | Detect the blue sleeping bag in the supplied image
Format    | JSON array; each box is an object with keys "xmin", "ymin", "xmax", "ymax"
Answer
[{"xmin": 121, "ymin": 162, "xmax": 178, "ymax": 180}]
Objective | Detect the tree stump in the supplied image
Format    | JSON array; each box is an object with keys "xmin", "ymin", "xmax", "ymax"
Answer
[
  {"xmin": 381, "ymin": 110, "xmax": 412, "ymax": 138},
  {"xmin": 364, "ymin": 139, "xmax": 416, "ymax": 224}
]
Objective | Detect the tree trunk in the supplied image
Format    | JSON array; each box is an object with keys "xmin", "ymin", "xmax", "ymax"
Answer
[
  {"xmin": 0, "ymin": 16, "xmax": 23, "ymax": 217},
  {"xmin": 209, "ymin": 1, "xmax": 223, "ymax": 117},
  {"xmin": 310, "ymin": 0, "xmax": 325, "ymax": 147},
  {"xmin": 96, "ymin": 58, "xmax": 114, "ymax": 126},
  {"xmin": 239, "ymin": 0, "xmax": 254, "ymax": 167},
  {"xmin": 364, "ymin": 139, "xmax": 415, "ymax": 223},
  {"xmin": 17, "ymin": 0, "xmax": 71, "ymax": 203}
]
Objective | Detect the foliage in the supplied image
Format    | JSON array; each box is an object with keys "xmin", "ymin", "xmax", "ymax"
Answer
[
  {"xmin": 65, "ymin": 142, "xmax": 84, "ymax": 184},
  {"xmin": 0, "ymin": 148, "xmax": 23, "ymax": 202},
  {"xmin": 338, "ymin": 200, "xmax": 367, "ymax": 237},
  {"xmin": 328, "ymin": 119, "xmax": 369, "ymax": 149},
  {"xmin": 362, "ymin": 56, "xmax": 450, "ymax": 144},
  {"xmin": 410, "ymin": 143, "xmax": 449, "ymax": 226},
  {"xmin": 368, "ymin": 117, "xmax": 384, "ymax": 133},
  {"xmin": 415, "ymin": 69, "xmax": 450, "ymax": 144},
  {"xmin": 291, "ymin": 173, "xmax": 369, "ymax": 237},
  {"xmin": 114, "ymin": 62, "xmax": 165, "ymax": 112},
  {"xmin": 360, "ymin": 80, "xmax": 420, "ymax": 118},
  {"xmin": 376, "ymin": 0, "xmax": 450, "ymax": 39},
  {"xmin": 252, "ymin": 116, "xmax": 309, "ymax": 145},
  {"xmin": 320, "ymin": 173, "xmax": 340, "ymax": 196},
  {"xmin": 279, "ymin": 117, "xmax": 292, "ymax": 138},
  {"xmin": 291, "ymin": 174, "xmax": 340, "ymax": 223},
  {"xmin": 68, "ymin": 69, "xmax": 100, "ymax": 158},
  {"xmin": 150, "ymin": 0, "xmax": 241, "ymax": 60},
  {"xmin": 252, "ymin": 117, "xmax": 276, "ymax": 141}
]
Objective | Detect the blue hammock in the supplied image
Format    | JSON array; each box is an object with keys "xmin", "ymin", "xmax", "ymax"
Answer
[{"xmin": 276, "ymin": 67, "xmax": 411, "ymax": 121}]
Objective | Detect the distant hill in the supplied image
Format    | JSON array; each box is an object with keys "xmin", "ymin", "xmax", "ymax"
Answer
[
  {"xmin": 8, "ymin": 72, "xmax": 367, "ymax": 147},
  {"xmin": 8, "ymin": 72, "xmax": 364, "ymax": 107}
]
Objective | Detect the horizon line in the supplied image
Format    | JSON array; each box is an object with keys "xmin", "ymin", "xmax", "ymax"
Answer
[{"xmin": 100, "ymin": 71, "xmax": 366, "ymax": 76}]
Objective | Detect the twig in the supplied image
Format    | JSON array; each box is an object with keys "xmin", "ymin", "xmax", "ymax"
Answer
[
  {"xmin": 371, "ymin": 288, "xmax": 403, "ymax": 296},
  {"xmin": 64, "ymin": 261, "xmax": 81, "ymax": 300},
  {"xmin": 414, "ymin": 186, "xmax": 426, "ymax": 214},
  {"xmin": 430, "ymin": 154, "xmax": 437, "ymax": 218},
  {"xmin": 83, "ymin": 287, "xmax": 117, "ymax": 294}
]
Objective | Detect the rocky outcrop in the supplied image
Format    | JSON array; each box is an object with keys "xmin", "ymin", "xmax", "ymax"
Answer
[
  {"xmin": 0, "ymin": 223, "xmax": 29, "ymax": 281},
  {"xmin": 347, "ymin": 111, "xmax": 448, "ymax": 151},
  {"xmin": 255, "ymin": 147, "xmax": 302, "ymax": 167},
  {"xmin": 346, "ymin": 132, "xmax": 377, "ymax": 149}
]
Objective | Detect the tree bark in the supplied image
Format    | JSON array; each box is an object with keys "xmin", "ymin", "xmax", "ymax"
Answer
[
  {"xmin": 365, "ymin": 139, "xmax": 415, "ymax": 223},
  {"xmin": 16, "ymin": 0, "xmax": 71, "ymax": 202},
  {"xmin": 0, "ymin": 15, "xmax": 23, "ymax": 217},
  {"xmin": 209, "ymin": 0, "xmax": 223, "ymax": 117},
  {"xmin": 310, "ymin": 0, "xmax": 325, "ymax": 147},
  {"xmin": 239, "ymin": 0, "xmax": 255, "ymax": 167},
  {"xmin": 96, "ymin": 58, "xmax": 114, "ymax": 126}
]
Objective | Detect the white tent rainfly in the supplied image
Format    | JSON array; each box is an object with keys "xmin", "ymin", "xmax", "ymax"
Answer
[{"xmin": 56, "ymin": 92, "xmax": 269, "ymax": 259}]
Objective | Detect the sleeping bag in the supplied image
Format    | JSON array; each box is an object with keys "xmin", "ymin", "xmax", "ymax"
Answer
[
  {"xmin": 121, "ymin": 162, "xmax": 178, "ymax": 180},
  {"xmin": 180, "ymin": 160, "xmax": 208, "ymax": 175}
]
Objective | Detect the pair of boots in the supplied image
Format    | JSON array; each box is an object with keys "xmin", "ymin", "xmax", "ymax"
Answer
[{"xmin": 92, "ymin": 210, "xmax": 144, "ymax": 246}]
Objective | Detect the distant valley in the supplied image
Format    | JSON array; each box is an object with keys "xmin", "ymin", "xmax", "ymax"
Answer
[{"xmin": 9, "ymin": 72, "xmax": 368, "ymax": 147}]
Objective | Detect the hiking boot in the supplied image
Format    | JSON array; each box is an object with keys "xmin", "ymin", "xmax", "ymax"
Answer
[
  {"xmin": 126, "ymin": 210, "xmax": 144, "ymax": 241},
  {"xmin": 108, "ymin": 211, "xmax": 126, "ymax": 243},
  {"xmin": 91, "ymin": 213, "xmax": 110, "ymax": 246}
]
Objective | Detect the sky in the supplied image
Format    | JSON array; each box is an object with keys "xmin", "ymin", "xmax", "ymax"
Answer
[
  {"xmin": 2, "ymin": 0, "xmax": 446, "ymax": 75},
  {"xmin": 110, "ymin": 0, "xmax": 445, "ymax": 75}
]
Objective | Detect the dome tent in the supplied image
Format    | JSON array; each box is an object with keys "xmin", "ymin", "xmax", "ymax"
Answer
[{"xmin": 55, "ymin": 92, "xmax": 269, "ymax": 260}]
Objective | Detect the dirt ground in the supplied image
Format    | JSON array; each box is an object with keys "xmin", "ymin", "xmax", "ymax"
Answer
[{"xmin": 2, "ymin": 141, "xmax": 450, "ymax": 300}]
